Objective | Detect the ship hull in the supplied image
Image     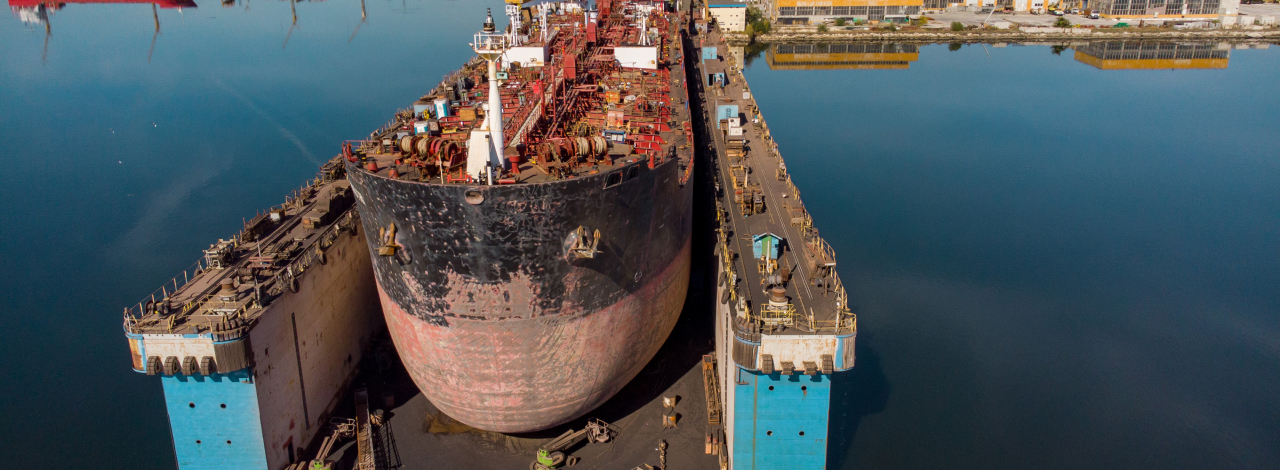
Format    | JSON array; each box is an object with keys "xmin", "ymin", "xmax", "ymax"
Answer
[
  {"xmin": 380, "ymin": 239, "xmax": 688, "ymax": 432},
  {"xmin": 348, "ymin": 157, "xmax": 693, "ymax": 432}
]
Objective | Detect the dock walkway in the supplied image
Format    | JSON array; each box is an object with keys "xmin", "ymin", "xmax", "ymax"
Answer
[
  {"xmin": 696, "ymin": 29, "xmax": 855, "ymax": 343},
  {"xmin": 692, "ymin": 15, "xmax": 858, "ymax": 470}
]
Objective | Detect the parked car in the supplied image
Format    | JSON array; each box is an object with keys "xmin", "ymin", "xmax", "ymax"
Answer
[
  {"xmin": 1088, "ymin": 10, "xmax": 1100, "ymax": 18},
  {"xmin": 1070, "ymin": 8, "xmax": 1080, "ymax": 13},
  {"xmin": 1051, "ymin": 9, "xmax": 1064, "ymax": 15}
]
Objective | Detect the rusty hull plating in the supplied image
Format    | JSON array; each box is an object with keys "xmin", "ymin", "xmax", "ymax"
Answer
[
  {"xmin": 348, "ymin": 152, "xmax": 692, "ymax": 432},
  {"xmin": 345, "ymin": 0, "xmax": 696, "ymax": 432}
]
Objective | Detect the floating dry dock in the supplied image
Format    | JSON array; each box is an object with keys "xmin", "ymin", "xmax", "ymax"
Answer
[
  {"xmin": 695, "ymin": 13, "xmax": 858, "ymax": 470},
  {"xmin": 123, "ymin": 158, "xmax": 383, "ymax": 470},
  {"xmin": 122, "ymin": 1, "xmax": 857, "ymax": 469}
]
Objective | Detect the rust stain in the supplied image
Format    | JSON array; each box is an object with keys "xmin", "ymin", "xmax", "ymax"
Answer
[{"xmin": 379, "ymin": 240, "xmax": 690, "ymax": 433}]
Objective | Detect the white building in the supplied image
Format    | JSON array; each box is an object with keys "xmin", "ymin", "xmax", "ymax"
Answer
[{"xmin": 707, "ymin": 0, "xmax": 748, "ymax": 32}]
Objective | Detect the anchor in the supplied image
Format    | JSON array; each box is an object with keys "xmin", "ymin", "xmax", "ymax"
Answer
[
  {"xmin": 566, "ymin": 225, "xmax": 601, "ymax": 260},
  {"xmin": 378, "ymin": 223, "xmax": 401, "ymax": 256}
]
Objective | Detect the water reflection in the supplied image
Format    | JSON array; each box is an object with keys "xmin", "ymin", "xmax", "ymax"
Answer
[
  {"xmin": 10, "ymin": 0, "xmax": 195, "ymax": 63},
  {"xmin": 6, "ymin": 0, "xmax": 383, "ymax": 61},
  {"xmin": 742, "ymin": 41, "xmax": 1266, "ymax": 71},
  {"xmin": 10, "ymin": 0, "xmax": 196, "ymax": 28},
  {"xmin": 1073, "ymin": 41, "xmax": 1231, "ymax": 69},
  {"xmin": 767, "ymin": 43, "xmax": 921, "ymax": 70}
]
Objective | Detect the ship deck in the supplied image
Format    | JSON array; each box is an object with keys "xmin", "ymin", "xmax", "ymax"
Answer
[
  {"xmin": 357, "ymin": 66, "xmax": 696, "ymax": 186},
  {"xmin": 350, "ymin": 3, "xmax": 695, "ymax": 188},
  {"xmin": 695, "ymin": 32, "xmax": 855, "ymax": 338}
]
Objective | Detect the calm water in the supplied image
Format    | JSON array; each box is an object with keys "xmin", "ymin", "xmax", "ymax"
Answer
[
  {"xmin": 2, "ymin": 2, "xmax": 1278, "ymax": 468},
  {"xmin": 742, "ymin": 43, "xmax": 1280, "ymax": 469}
]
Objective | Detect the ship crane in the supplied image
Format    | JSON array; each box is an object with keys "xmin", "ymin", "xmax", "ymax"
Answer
[
  {"xmin": 506, "ymin": 0, "xmax": 560, "ymax": 45},
  {"xmin": 505, "ymin": 0, "xmax": 524, "ymax": 46}
]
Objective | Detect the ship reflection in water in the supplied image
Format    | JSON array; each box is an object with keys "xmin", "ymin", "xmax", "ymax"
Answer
[
  {"xmin": 9, "ymin": 0, "xmax": 197, "ymax": 62},
  {"xmin": 1073, "ymin": 41, "xmax": 1232, "ymax": 69},
  {"xmin": 9, "ymin": 0, "xmax": 197, "ymax": 27},
  {"xmin": 8, "ymin": 0, "xmax": 354, "ymax": 61}
]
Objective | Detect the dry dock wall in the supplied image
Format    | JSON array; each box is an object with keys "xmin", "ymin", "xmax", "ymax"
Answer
[
  {"xmin": 160, "ymin": 225, "xmax": 382, "ymax": 470},
  {"xmin": 250, "ymin": 225, "xmax": 382, "ymax": 469}
]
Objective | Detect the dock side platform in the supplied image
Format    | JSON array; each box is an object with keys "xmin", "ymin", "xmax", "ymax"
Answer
[
  {"xmin": 692, "ymin": 8, "xmax": 859, "ymax": 470},
  {"xmin": 123, "ymin": 158, "xmax": 384, "ymax": 470}
]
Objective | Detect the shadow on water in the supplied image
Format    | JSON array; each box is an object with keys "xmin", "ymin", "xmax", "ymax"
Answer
[{"xmin": 827, "ymin": 336, "xmax": 891, "ymax": 470}]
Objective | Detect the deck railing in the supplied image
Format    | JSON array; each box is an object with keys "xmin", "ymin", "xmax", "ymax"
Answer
[
  {"xmin": 121, "ymin": 257, "xmax": 215, "ymax": 326},
  {"xmin": 122, "ymin": 177, "xmax": 358, "ymax": 337},
  {"xmin": 806, "ymin": 233, "xmax": 838, "ymax": 266},
  {"xmin": 758, "ymin": 302, "xmax": 797, "ymax": 328}
]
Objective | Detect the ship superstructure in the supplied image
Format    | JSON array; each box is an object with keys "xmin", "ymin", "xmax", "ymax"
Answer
[
  {"xmin": 122, "ymin": 159, "xmax": 383, "ymax": 470},
  {"xmin": 343, "ymin": 0, "xmax": 695, "ymax": 433}
]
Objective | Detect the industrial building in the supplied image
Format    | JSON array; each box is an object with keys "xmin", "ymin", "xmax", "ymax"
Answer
[
  {"xmin": 1087, "ymin": 0, "xmax": 1239, "ymax": 18},
  {"xmin": 921, "ymin": 0, "xmax": 966, "ymax": 11},
  {"xmin": 916, "ymin": 0, "xmax": 1048, "ymax": 13},
  {"xmin": 772, "ymin": 0, "xmax": 924, "ymax": 24},
  {"xmin": 707, "ymin": 0, "xmax": 749, "ymax": 31},
  {"xmin": 1074, "ymin": 41, "xmax": 1231, "ymax": 69}
]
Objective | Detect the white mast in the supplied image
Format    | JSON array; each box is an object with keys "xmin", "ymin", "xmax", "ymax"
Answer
[
  {"xmin": 540, "ymin": 6, "xmax": 548, "ymax": 42},
  {"xmin": 640, "ymin": 15, "xmax": 649, "ymax": 45},
  {"xmin": 471, "ymin": 9, "xmax": 510, "ymax": 180}
]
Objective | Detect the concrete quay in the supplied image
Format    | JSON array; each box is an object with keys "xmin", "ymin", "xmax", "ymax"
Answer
[{"xmin": 725, "ymin": 28, "xmax": 1280, "ymax": 44}]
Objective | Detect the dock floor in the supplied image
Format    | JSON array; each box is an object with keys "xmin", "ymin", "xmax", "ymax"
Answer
[{"xmin": 320, "ymin": 275, "xmax": 721, "ymax": 470}]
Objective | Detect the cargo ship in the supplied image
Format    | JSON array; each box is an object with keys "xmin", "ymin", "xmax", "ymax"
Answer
[
  {"xmin": 344, "ymin": 0, "xmax": 695, "ymax": 432},
  {"xmin": 122, "ymin": 159, "xmax": 384, "ymax": 469}
]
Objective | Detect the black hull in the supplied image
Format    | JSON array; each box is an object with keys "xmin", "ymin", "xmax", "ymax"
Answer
[{"xmin": 347, "ymin": 157, "xmax": 693, "ymax": 432}]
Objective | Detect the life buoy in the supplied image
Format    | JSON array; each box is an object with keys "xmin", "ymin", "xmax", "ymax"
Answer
[{"xmin": 288, "ymin": 276, "xmax": 299, "ymax": 293}]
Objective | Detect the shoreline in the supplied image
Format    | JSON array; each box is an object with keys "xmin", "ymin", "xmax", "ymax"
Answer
[{"xmin": 723, "ymin": 29, "xmax": 1280, "ymax": 44}]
